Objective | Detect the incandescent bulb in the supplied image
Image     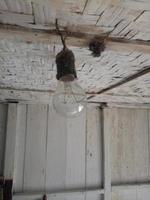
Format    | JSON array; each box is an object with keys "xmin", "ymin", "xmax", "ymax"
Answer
[{"xmin": 53, "ymin": 79, "xmax": 87, "ymax": 117}]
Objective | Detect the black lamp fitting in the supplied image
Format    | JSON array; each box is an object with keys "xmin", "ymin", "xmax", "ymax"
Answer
[{"xmin": 56, "ymin": 48, "xmax": 77, "ymax": 81}]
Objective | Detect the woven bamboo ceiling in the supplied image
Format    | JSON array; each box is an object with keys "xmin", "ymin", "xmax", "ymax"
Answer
[{"xmin": 0, "ymin": 0, "xmax": 150, "ymax": 104}]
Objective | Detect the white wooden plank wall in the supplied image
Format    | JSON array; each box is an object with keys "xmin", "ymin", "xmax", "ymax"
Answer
[
  {"xmin": 24, "ymin": 104, "xmax": 47, "ymax": 191},
  {"xmin": 0, "ymin": 104, "xmax": 149, "ymax": 200},
  {"xmin": 14, "ymin": 105, "xmax": 27, "ymax": 191},
  {"xmin": 0, "ymin": 103, "xmax": 7, "ymax": 175},
  {"xmin": 103, "ymin": 108, "xmax": 111, "ymax": 200},
  {"xmin": 110, "ymin": 108, "xmax": 150, "ymax": 184},
  {"xmin": 45, "ymin": 106, "xmax": 67, "ymax": 192},
  {"xmin": 12, "ymin": 104, "xmax": 103, "ymax": 200},
  {"xmin": 108, "ymin": 108, "xmax": 150, "ymax": 200},
  {"xmin": 4, "ymin": 103, "xmax": 18, "ymax": 179},
  {"xmin": 86, "ymin": 106, "xmax": 103, "ymax": 200}
]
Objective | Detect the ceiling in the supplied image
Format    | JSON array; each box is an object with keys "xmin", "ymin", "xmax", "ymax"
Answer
[{"xmin": 0, "ymin": 0, "xmax": 150, "ymax": 104}]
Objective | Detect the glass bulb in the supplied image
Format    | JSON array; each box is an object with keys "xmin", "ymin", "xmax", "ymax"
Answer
[{"xmin": 53, "ymin": 80, "xmax": 87, "ymax": 117}]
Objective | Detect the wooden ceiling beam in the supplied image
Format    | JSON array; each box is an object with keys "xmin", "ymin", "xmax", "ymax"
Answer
[
  {"xmin": 0, "ymin": 24, "xmax": 150, "ymax": 54},
  {"xmin": 0, "ymin": 87, "xmax": 150, "ymax": 104},
  {"xmin": 88, "ymin": 66, "xmax": 150, "ymax": 99}
]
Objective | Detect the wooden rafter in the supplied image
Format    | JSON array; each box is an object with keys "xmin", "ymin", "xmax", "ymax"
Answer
[{"xmin": 0, "ymin": 24, "xmax": 150, "ymax": 54}]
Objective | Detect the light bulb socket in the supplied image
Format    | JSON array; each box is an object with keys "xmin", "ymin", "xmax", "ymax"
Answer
[{"xmin": 56, "ymin": 48, "xmax": 77, "ymax": 81}]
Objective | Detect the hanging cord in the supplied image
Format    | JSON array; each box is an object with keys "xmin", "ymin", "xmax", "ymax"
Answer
[{"xmin": 55, "ymin": 19, "xmax": 67, "ymax": 49}]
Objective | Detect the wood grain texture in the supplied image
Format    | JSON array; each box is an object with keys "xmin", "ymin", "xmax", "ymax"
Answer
[
  {"xmin": 0, "ymin": 104, "xmax": 7, "ymax": 175},
  {"xmin": 0, "ymin": 10, "xmax": 34, "ymax": 25},
  {"xmin": 12, "ymin": 104, "xmax": 105, "ymax": 200},
  {"xmin": 3, "ymin": 104, "xmax": 150, "ymax": 200},
  {"xmin": 86, "ymin": 106, "xmax": 103, "ymax": 200},
  {"xmin": 1, "ymin": 0, "xmax": 32, "ymax": 14},
  {"xmin": 46, "ymin": 105, "xmax": 67, "ymax": 191},
  {"xmin": 86, "ymin": 106, "xmax": 103, "ymax": 188},
  {"xmin": 23, "ymin": 104, "xmax": 47, "ymax": 191},
  {"xmin": 112, "ymin": 184, "xmax": 150, "ymax": 200},
  {"xmin": 4, "ymin": 103, "xmax": 18, "ymax": 179},
  {"xmin": 103, "ymin": 108, "xmax": 111, "ymax": 200},
  {"xmin": 13, "ymin": 104, "xmax": 27, "ymax": 192},
  {"xmin": 66, "ymin": 110, "xmax": 86, "ymax": 191},
  {"xmin": 110, "ymin": 108, "xmax": 150, "ymax": 184}
]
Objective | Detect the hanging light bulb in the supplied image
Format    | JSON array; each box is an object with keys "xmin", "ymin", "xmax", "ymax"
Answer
[
  {"xmin": 53, "ymin": 48, "xmax": 86, "ymax": 117},
  {"xmin": 53, "ymin": 79, "xmax": 86, "ymax": 117},
  {"xmin": 52, "ymin": 21, "xmax": 86, "ymax": 117}
]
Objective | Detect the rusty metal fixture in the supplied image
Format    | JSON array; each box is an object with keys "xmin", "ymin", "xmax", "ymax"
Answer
[
  {"xmin": 89, "ymin": 40, "xmax": 105, "ymax": 57},
  {"xmin": 53, "ymin": 19, "xmax": 87, "ymax": 118}
]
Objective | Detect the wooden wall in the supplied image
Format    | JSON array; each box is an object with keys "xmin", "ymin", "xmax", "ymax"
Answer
[
  {"xmin": 0, "ymin": 103, "xmax": 150, "ymax": 199},
  {"xmin": 110, "ymin": 108, "xmax": 150, "ymax": 184},
  {"xmin": 12, "ymin": 104, "xmax": 103, "ymax": 200},
  {"xmin": 0, "ymin": 104, "xmax": 7, "ymax": 176}
]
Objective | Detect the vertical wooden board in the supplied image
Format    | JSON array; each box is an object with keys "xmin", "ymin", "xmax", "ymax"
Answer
[
  {"xmin": 148, "ymin": 109, "xmax": 150, "ymax": 177},
  {"xmin": 133, "ymin": 109, "xmax": 149, "ymax": 182},
  {"xmin": 13, "ymin": 105, "xmax": 27, "ymax": 192},
  {"xmin": 118, "ymin": 109, "xmax": 149, "ymax": 183},
  {"xmin": 46, "ymin": 106, "xmax": 86, "ymax": 200},
  {"xmin": 0, "ymin": 104, "xmax": 7, "ymax": 175},
  {"xmin": 23, "ymin": 104, "xmax": 47, "ymax": 191},
  {"xmin": 112, "ymin": 187, "xmax": 137, "ymax": 200},
  {"xmin": 65, "ymin": 193, "xmax": 85, "ymax": 200},
  {"xmin": 112, "ymin": 185, "xmax": 150, "ymax": 200},
  {"xmin": 64, "ymin": 109, "xmax": 86, "ymax": 200},
  {"xmin": 46, "ymin": 105, "xmax": 67, "ymax": 191},
  {"xmin": 32, "ymin": 2, "xmax": 46, "ymax": 24},
  {"xmin": 120, "ymin": 108, "xmax": 135, "ymax": 183},
  {"xmin": 137, "ymin": 185, "xmax": 150, "ymax": 200},
  {"xmin": 65, "ymin": 109, "xmax": 86, "ymax": 191},
  {"xmin": 86, "ymin": 106, "xmax": 103, "ymax": 193},
  {"xmin": 4, "ymin": 103, "xmax": 18, "ymax": 179},
  {"xmin": 103, "ymin": 108, "xmax": 111, "ymax": 200},
  {"xmin": 4, "ymin": 0, "xmax": 17, "ymax": 11},
  {"xmin": 19, "ymin": 0, "xmax": 32, "ymax": 14},
  {"xmin": 3, "ymin": 0, "xmax": 32, "ymax": 14},
  {"xmin": 111, "ymin": 108, "xmax": 149, "ymax": 184},
  {"xmin": 109, "ymin": 108, "xmax": 121, "ymax": 183},
  {"xmin": 113, "ymin": 108, "xmax": 135, "ymax": 183},
  {"xmin": 86, "ymin": 193, "xmax": 104, "ymax": 200},
  {"xmin": 0, "ymin": 0, "xmax": 8, "ymax": 10}
]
